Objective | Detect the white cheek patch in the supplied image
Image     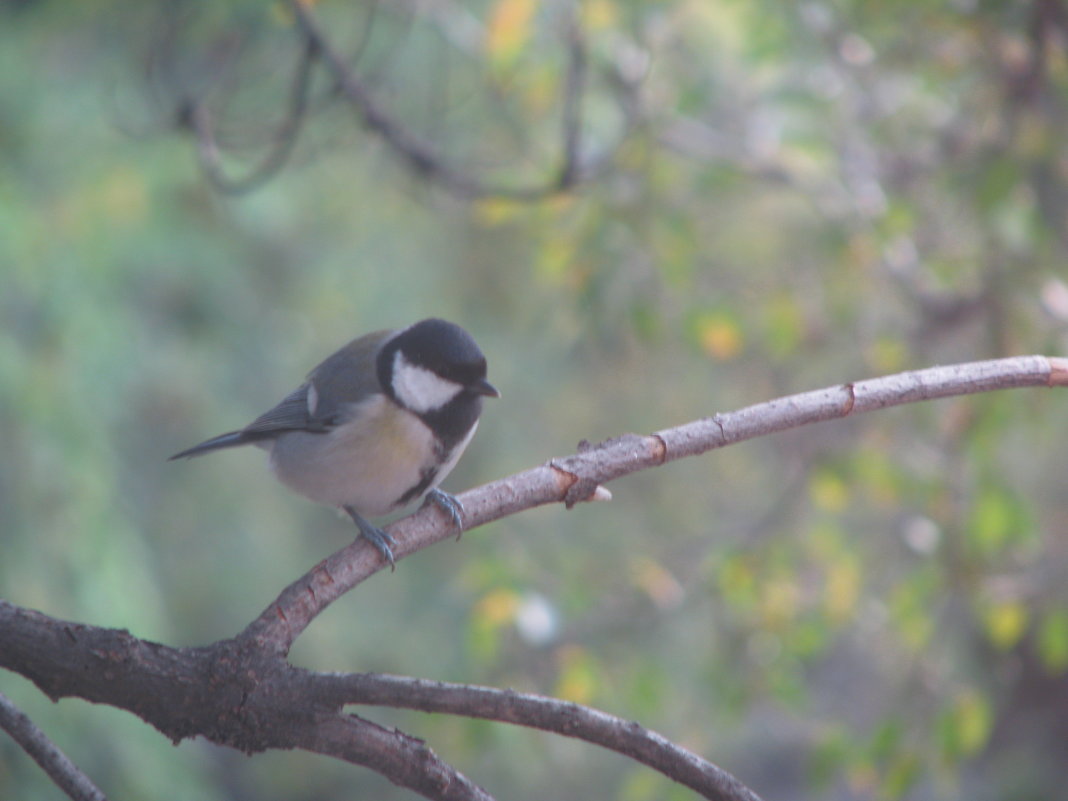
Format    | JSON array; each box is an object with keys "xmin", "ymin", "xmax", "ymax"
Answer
[{"xmin": 392, "ymin": 351, "xmax": 463, "ymax": 413}]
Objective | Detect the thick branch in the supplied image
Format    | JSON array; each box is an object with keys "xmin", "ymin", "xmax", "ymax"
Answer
[
  {"xmin": 0, "ymin": 691, "xmax": 108, "ymax": 801},
  {"xmin": 3, "ymin": 355, "xmax": 1066, "ymax": 801},
  {"xmin": 0, "ymin": 602, "xmax": 750, "ymax": 800},
  {"xmin": 241, "ymin": 354, "xmax": 1068, "ymax": 655},
  {"xmin": 0, "ymin": 603, "xmax": 486, "ymax": 801},
  {"xmin": 0, "ymin": 602, "xmax": 755, "ymax": 801}
]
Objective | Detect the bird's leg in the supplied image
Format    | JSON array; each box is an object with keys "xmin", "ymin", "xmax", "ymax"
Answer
[
  {"xmin": 343, "ymin": 506, "xmax": 396, "ymax": 570},
  {"xmin": 425, "ymin": 488, "xmax": 465, "ymax": 540}
]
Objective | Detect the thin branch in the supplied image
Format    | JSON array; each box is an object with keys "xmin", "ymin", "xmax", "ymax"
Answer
[
  {"xmin": 285, "ymin": 0, "xmax": 620, "ymax": 200},
  {"xmin": 317, "ymin": 673, "xmax": 762, "ymax": 801},
  {"xmin": 0, "ymin": 690, "xmax": 108, "ymax": 801},
  {"xmin": 187, "ymin": 37, "xmax": 317, "ymax": 194},
  {"xmin": 303, "ymin": 714, "xmax": 497, "ymax": 801},
  {"xmin": 556, "ymin": 10, "xmax": 587, "ymax": 188},
  {"xmin": 240, "ymin": 354, "xmax": 1068, "ymax": 656},
  {"xmin": 287, "ymin": 0, "xmax": 473, "ymax": 191}
]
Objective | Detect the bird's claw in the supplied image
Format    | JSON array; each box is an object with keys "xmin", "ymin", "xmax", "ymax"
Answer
[
  {"xmin": 344, "ymin": 506, "xmax": 396, "ymax": 570},
  {"xmin": 361, "ymin": 526, "xmax": 397, "ymax": 570},
  {"xmin": 426, "ymin": 489, "xmax": 465, "ymax": 540}
]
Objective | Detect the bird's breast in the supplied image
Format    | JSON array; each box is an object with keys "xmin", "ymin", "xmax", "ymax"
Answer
[{"xmin": 268, "ymin": 395, "xmax": 448, "ymax": 516}]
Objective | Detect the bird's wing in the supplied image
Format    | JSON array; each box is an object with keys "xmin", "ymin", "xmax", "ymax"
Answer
[
  {"xmin": 244, "ymin": 328, "xmax": 396, "ymax": 434},
  {"xmin": 170, "ymin": 383, "xmax": 329, "ymax": 459},
  {"xmin": 241, "ymin": 383, "xmax": 328, "ymax": 435},
  {"xmin": 170, "ymin": 328, "xmax": 398, "ymax": 460},
  {"xmin": 300, "ymin": 328, "xmax": 395, "ymax": 424}
]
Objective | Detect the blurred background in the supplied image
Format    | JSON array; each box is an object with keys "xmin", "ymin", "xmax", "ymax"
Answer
[{"xmin": 2, "ymin": 1, "xmax": 1068, "ymax": 799}]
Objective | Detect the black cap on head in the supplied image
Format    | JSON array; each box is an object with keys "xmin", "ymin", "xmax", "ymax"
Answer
[{"xmin": 384, "ymin": 318, "xmax": 498, "ymax": 396}]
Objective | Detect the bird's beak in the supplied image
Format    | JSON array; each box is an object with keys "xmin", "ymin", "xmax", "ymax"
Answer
[{"xmin": 471, "ymin": 378, "xmax": 501, "ymax": 398}]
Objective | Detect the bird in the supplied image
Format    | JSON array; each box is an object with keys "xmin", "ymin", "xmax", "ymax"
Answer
[{"xmin": 170, "ymin": 318, "xmax": 499, "ymax": 568}]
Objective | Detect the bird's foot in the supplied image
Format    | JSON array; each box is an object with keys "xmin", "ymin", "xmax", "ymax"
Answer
[
  {"xmin": 343, "ymin": 506, "xmax": 396, "ymax": 570},
  {"xmin": 426, "ymin": 489, "xmax": 465, "ymax": 540}
]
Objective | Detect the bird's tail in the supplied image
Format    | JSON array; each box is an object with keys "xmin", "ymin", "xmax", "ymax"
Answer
[{"xmin": 169, "ymin": 430, "xmax": 254, "ymax": 460}]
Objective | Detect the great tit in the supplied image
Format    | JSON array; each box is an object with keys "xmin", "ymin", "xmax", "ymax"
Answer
[{"xmin": 171, "ymin": 318, "xmax": 499, "ymax": 567}]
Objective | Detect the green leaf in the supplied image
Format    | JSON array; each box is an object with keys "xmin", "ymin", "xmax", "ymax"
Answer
[
  {"xmin": 1037, "ymin": 610, "xmax": 1068, "ymax": 673},
  {"xmin": 968, "ymin": 485, "xmax": 1033, "ymax": 556},
  {"xmin": 938, "ymin": 689, "xmax": 993, "ymax": 761},
  {"xmin": 881, "ymin": 751, "xmax": 922, "ymax": 800}
]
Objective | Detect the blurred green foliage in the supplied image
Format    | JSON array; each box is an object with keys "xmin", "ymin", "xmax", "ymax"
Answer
[{"xmin": 2, "ymin": 1, "xmax": 1068, "ymax": 800}]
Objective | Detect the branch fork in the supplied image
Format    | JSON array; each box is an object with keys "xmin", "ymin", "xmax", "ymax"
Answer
[{"xmin": 4, "ymin": 355, "xmax": 1067, "ymax": 801}]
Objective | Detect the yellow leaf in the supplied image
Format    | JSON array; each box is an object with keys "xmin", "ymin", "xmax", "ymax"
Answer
[
  {"xmin": 760, "ymin": 577, "xmax": 800, "ymax": 628},
  {"xmin": 535, "ymin": 238, "xmax": 590, "ymax": 291},
  {"xmin": 474, "ymin": 588, "xmax": 520, "ymax": 626},
  {"xmin": 473, "ymin": 197, "xmax": 525, "ymax": 225},
  {"xmin": 469, "ymin": 588, "xmax": 521, "ymax": 661},
  {"xmin": 272, "ymin": 0, "xmax": 318, "ymax": 26},
  {"xmin": 944, "ymin": 689, "xmax": 993, "ymax": 757},
  {"xmin": 717, "ymin": 554, "xmax": 757, "ymax": 608},
  {"xmin": 486, "ymin": 0, "xmax": 536, "ymax": 64},
  {"xmin": 824, "ymin": 555, "xmax": 861, "ymax": 624},
  {"xmin": 982, "ymin": 600, "xmax": 1028, "ymax": 651},
  {"xmin": 629, "ymin": 556, "xmax": 684, "ymax": 610},
  {"xmin": 582, "ymin": 0, "xmax": 617, "ymax": 31},
  {"xmin": 693, "ymin": 312, "xmax": 743, "ymax": 360},
  {"xmin": 810, "ymin": 470, "xmax": 849, "ymax": 513},
  {"xmin": 554, "ymin": 645, "xmax": 598, "ymax": 704}
]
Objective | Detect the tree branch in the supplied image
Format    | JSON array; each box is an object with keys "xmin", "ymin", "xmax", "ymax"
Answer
[
  {"xmin": 317, "ymin": 673, "xmax": 763, "ymax": 801},
  {"xmin": 2, "ymin": 355, "xmax": 1066, "ymax": 801},
  {"xmin": 154, "ymin": 0, "xmax": 633, "ymax": 200},
  {"xmin": 240, "ymin": 354, "xmax": 1068, "ymax": 656},
  {"xmin": 285, "ymin": 0, "xmax": 620, "ymax": 200},
  {"xmin": 0, "ymin": 600, "xmax": 758, "ymax": 801},
  {"xmin": 0, "ymin": 690, "xmax": 108, "ymax": 801},
  {"xmin": 556, "ymin": 11, "xmax": 587, "ymax": 188},
  {"xmin": 184, "ymin": 36, "xmax": 317, "ymax": 194},
  {"xmin": 0, "ymin": 603, "xmax": 491, "ymax": 801},
  {"xmin": 297, "ymin": 713, "xmax": 497, "ymax": 801}
]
